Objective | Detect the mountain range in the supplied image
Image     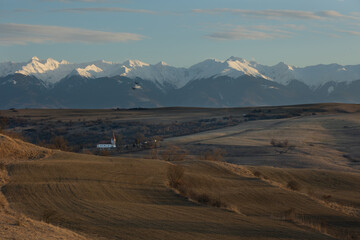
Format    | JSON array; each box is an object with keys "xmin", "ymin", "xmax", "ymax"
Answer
[{"xmin": 1, "ymin": 56, "xmax": 360, "ymax": 109}]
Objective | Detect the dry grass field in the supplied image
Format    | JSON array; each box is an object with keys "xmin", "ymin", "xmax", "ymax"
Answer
[
  {"xmin": 1, "ymin": 103, "xmax": 360, "ymax": 239},
  {"xmin": 0, "ymin": 133, "xmax": 52, "ymax": 163},
  {"xmin": 0, "ymin": 134, "xmax": 86, "ymax": 240},
  {"xmin": 2, "ymin": 152, "xmax": 338, "ymax": 240}
]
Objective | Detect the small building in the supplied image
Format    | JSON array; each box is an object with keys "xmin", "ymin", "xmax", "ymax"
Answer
[{"xmin": 97, "ymin": 133, "xmax": 116, "ymax": 149}]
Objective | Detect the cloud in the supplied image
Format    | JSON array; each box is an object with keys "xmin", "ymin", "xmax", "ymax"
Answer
[
  {"xmin": 206, "ymin": 25, "xmax": 293, "ymax": 40},
  {"xmin": 0, "ymin": 23, "xmax": 144, "ymax": 45},
  {"xmin": 341, "ymin": 30, "xmax": 360, "ymax": 36},
  {"xmin": 42, "ymin": 0, "xmax": 125, "ymax": 2},
  {"xmin": 193, "ymin": 8, "xmax": 359, "ymax": 21},
  {"xmin": 13, "ymin": 9, "xmax": 38, "ymax": 13},
  {"xmin": 55, "ymin": 7, "xmax": 156, "ymax": 14}
]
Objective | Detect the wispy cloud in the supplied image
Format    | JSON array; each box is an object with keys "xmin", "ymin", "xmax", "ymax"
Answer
[
  {"xmin": 55, "ymin": 7, "xmax": 156, "ymax": 14},
  {"xmin": 206, "ymin": 25, "xmax": 294, "ymax": 40},
  {"xmin": 42, "ymin": 0, "xmax": 126, "ymax": 2},
  {"xmin": 13, "ymin": 9, "xmax": 38, "ymax": 13},
  {"xmin": 0, "ymin": 23, "xmax": 144, "ymax": 45},
  {"xmin": 193, "ymin": 8, "xmax": 360, "ymax": 21},
  {"xmin": 341, "ymin": 30, "xmax": 360, "ymax": 36}
]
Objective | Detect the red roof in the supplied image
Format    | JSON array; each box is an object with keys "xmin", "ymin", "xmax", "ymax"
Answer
[{"xmin": 98, "ymin": 141, "xmax": 112, "ymax": 144}]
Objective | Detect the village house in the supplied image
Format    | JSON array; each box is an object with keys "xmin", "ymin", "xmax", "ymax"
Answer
[{"xmin": 97, "ymin": 133, "xmax": 116, "ymax": 149}]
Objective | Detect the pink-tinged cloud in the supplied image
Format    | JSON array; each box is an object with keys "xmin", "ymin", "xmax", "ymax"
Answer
[
  {"xmin": 207, "ymin": 25, "xmax": 293, "ymax": 40},
  {"xmin": 0, "ymin": 23, "xmax": 145, "ymax": 45},
  {"xmin": 193, "ymin": 8, "xmax": 360, "ymax": 21}
]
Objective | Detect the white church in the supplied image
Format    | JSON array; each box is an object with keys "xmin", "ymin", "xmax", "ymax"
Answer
[{"xmin": 97, "ymin": 133, "xmax": 116, "ymax": 149}]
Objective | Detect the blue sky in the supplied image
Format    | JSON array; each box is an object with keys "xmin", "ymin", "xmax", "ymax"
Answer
[{"xmin": 1, "ymin": 0, "xmax": 360, "ymax": 67}]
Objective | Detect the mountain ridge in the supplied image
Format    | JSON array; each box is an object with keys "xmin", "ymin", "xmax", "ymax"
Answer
[{"xmin": 2, "ymin": 57, "xmax": 360, "ymax": 89}]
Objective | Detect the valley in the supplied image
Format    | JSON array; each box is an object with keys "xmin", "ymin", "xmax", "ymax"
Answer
[{"xmin": 1, "ymin": 103, "xmax": 360, "ymax": 239}]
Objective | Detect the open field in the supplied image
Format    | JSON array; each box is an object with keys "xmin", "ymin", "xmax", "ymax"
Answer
[
  {"xmin": 163, "ymin": 111, "xmax": 360, "ymax": 171},
  {"xmin": 1, "ymin": 103, "xmax": 360, "ymax": 239},
  {"xmin": 2, "ymin": 152, "xmax": 344, "ymax": 240},
  {"xmin": 1, "ymin": 103, "xmax": 359, "ymax": 152}
]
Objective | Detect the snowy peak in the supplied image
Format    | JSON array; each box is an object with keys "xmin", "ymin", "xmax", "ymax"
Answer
[
  {"xmin": 60, "ymin": 60, "xmax": 70, "ymax": 65},
  {"xmin": 13, "ymin": 57, "xmax": 74, "ymax": 84},
  {"xmin": 255, "ymin": 62, "xmax": 297, "ymax": 85},
  {"xmin": 155, "ymin": 61, "xmax": 169, "ymax": 66},
  {"xmin": 72, "ymin": 64, "xmax": 103, "ymax": 78},
  {"xmin": 225, "ymin": 58, "xmax": 270, "ymax": 79},
  {"xmin": 122, "ymin": 60, "xmax": 149, "ymax": 68},
  {"xmin": 189, "ymin": 57, "xmax": 270, "ymax": 80},
  {"xmin": 31, "ymin": 56, "xmax": 40, "ymax": 61},
  {"xmin": 1, "ymin": 56, "xmax": 360, "ymax": 89},
  {"xmin": 226, "ymin": 56, "xmax": 246, "ymax": 62}
]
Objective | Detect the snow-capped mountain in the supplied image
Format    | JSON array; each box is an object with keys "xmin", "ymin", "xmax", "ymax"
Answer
[
  {"xmin": 1, "ymin": 56, "xmax": 360, "ymax": 89},
  {"xmin": 188, "ymin": 57, "xmax": 270, "ymax": 81},
  {"xmin": 1, "ymin": 56, "xmax": 360, "ymax": 109}
]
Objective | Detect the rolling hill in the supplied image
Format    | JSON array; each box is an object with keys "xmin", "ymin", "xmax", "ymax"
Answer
[{"xmin": 1, "ymin": 104, "xmax": 360, "ymax": 239}]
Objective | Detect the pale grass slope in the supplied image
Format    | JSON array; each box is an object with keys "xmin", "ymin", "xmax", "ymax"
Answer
[
  {"xmin": 0, "ymin": 134, "xmax": 89, "ymax": 240},
  {"xmin": 0, "ymin": 133, "xmax": 52, "ymax": 163},
  {"xmin": 0, "ymin": 212, "xmax": 88, "ymax": 240}
]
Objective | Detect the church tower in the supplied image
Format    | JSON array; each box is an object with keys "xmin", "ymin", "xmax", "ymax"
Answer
[{"xmin": 111, "ymin": 132, "xmax": 116, "ymax": 147}]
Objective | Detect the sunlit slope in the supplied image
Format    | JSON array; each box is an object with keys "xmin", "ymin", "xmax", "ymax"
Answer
[
  {"xmin": 164, "ymin": 112, "xmax": 360, "ymax": 171},
  {"xmin": 0, "ymin": 133, "xmax": 52, "ymax": 163},
  {"xmin": 0, "ymin": 134, "xmax": 87, "ymax": 240},
  {"xmin": 4, "ymin": 152, "xmax": 334, "ymax": 240}
]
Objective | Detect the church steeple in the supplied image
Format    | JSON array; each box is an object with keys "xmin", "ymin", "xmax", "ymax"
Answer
[{"xmin": 111, "ymin": 132, "xmax": 116, "ymax": 147}]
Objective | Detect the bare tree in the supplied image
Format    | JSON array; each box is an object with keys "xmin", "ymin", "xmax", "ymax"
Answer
[
  {"xmin": 167, "ymin": 164, "xmax": 184, "ymax": 188},
  {"xmin": 201, "ymin": 148, "xmax": 226, "ymax": 161},
  {"xmin": 161, "ymin": 145, "xmax": 187, "ymax": 161},
  {"xmin": 51, "ymin": 136, "xmax": 68, "ymax": 151}
]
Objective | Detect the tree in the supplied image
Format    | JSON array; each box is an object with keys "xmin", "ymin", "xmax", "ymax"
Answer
[
  {"xmin": 270, "ymin": 139, "xmax": 295, "ymax": 154},
  {"xmin": 0, "ymin": 117, "xmax": 8, "ymax": 131},
  {"xmin": 200, "ymin": 148, "xmax": 226, "ymax": 161},
  {"xmin": 115, "ymin": 133, "xmax": 123, "ymax": 151},
  {"xmin": 134, "ymin": 132, "xmax": 145, "ymax": 145},
  {"xmin": 161, "ymin": 145, "xmax": 187, "ymax": 161},
  {"xmin": 167, "ymin": 164, "xmax": 184, "ymax": 188},
  {"xmin": 51, "ymin": 136, "xmax": 68, "ymax": 151}
]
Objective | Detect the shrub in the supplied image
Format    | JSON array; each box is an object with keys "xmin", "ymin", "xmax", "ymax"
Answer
[
  {"xmin": 0, "ymin": 194, "xmax": 8, "ymax": 210},
  {"xmin": 283, "ymin": 207, "xmax": 296, "ymax": 221},
  {"xmin": 41, "ymin": 209, "xmax": 57, "ymax": 223},
  {"xmin": 150, "ymin": 148, "xmax": 159, "ymax": 159},
  {"xmin": 51, "ymin": 136, "xmax": 68, "ymax": 151},
  {"xmin": 0, "ymin": 117, "xmax": 8, "ymax": 130},
  {"xmin": 211, "ymin": 197, "xmax": 226, "ymax": 208},
  {"xmin": 253, "ymin": 171, "xmax": 262, "ymax": 177},
  {"xmin": 197, "ymin": 193, "xmax": 211, "ymax": 204},
  {"xmin": 134, "ymin": 133, "xmax": 145, "ymax": 145},
  {"xmin": 200, "ymin": 148, "xmax": 226, "ymax": 161},
  {"xmin": 99, "ymin": 149, "xmax": 110, "ymax": 156},
  {"xmin": 270, "ymin": 139, "xmax": 295, "ymax": 154},
  {"xmin": 287, "ymin": 180, "xmax": 301, "ymax": 191},
  {"xmin": 0, "ymin": 162, "xmax": 5, "ymax": 171},
  {"xmin": 161, "ymin": 145, "xmax": 187, "ymax": 161},
  {"xmin": 270, "ymin": 139, "xmax": 289, "ymax": 148},
  {"xmin": 322, "ymin": 194, "xmax": 332, "ymax": 201},
  {"xmin": 167, "ymin": 164, "xmax": 184, "ymax": 188},
  {"xmin": 15, "ymin": 214, "xmax": 26, "ymax": 226}
]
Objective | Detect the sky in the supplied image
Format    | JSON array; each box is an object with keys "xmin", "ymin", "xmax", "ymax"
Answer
[{"xmin": 0, "ymin": 0, "xmax": 360, "ymax": 67}]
